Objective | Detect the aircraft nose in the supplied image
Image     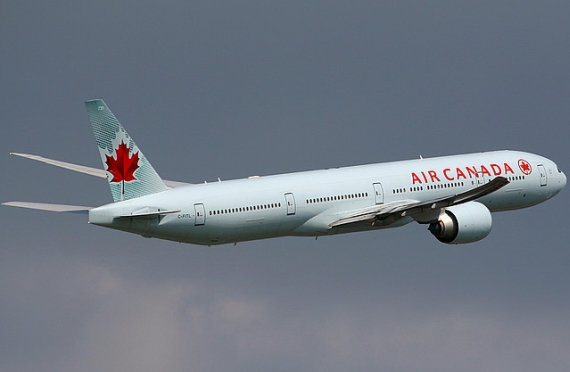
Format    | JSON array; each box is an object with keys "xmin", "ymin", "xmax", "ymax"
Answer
[{"xmin": 555, "ymin": 163, "xmax": 566, "ymax": 191}]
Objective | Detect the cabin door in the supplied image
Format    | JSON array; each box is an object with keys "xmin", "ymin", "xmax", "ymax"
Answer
[
  {"xmin": 285, "ymin": 193, "xmax": 296, "ymax": 215},
  {"xmin": 373, "ymin": 183, "xmax": 384, "ymax": 204},
  {"xmin": 194, "ymin": 203, "xmax": 206, "ymax": 226},
  {"xmin": 538, "ymin": 164, "xmax": 547, "ymax": 186},
  {"xmin": 477, "ymin": 171, "xmax": 487, "ymax": 186}
]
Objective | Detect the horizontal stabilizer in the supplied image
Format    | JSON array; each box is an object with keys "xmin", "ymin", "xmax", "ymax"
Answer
[
  {"xmin": 9, "ymin": 152, "xmax": 190, "ymax": 188},
  {"xmin": 2, "ymin": 201, "xmax": 92, "ymax": 214},
  {"xmin": 11, "ymin": 152, "xmax": 106, "ymax": 178},
  {"xmin": 119, "ymin": 207, "xmax": 181, "ymax": 218}
]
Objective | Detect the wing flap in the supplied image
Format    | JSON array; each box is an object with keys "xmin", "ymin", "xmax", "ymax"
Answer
[{"xmin": 328, "ymin": 200, "xmax": 418, "ymax": 227}]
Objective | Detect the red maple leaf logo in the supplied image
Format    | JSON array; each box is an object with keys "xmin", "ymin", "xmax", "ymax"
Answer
[
  {"xmin": 105, "ymin": 141, "xmax": 140, "ymax": 183},
  {"xmin": 518, "ymin": 159, "xmax": 532, "ymax": 175}
]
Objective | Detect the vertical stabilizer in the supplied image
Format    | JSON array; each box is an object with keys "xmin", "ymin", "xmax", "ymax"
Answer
[{"xmin": 85, "ymin": 99, "xmax": 168, "ymax": 202}]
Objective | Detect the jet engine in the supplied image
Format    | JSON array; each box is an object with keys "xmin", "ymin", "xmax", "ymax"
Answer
[{"xmin": 428, "ymin": 201, "xmax": 492, "ymax": 244}]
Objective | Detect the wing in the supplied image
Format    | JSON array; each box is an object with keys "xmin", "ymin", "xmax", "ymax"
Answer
[
  {"xmin": 10, "ymin": 152, "xmax": 191, "ymax": 188},
  {"xmin": 329, "ymin": 176, "xmax": 510, "ymax": 228}
]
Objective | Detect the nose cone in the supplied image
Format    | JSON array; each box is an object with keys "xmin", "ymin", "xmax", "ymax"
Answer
[{"xmin": 553, "ymin": 163, "xmax": 566, "ymax": 194}]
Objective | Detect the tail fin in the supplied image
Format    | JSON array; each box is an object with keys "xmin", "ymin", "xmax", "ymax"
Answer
[{"xmin": 85, "ymin": 99, "xmax": 168, "ymax": 202}]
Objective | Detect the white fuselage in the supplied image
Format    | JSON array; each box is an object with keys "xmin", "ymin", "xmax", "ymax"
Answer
[{"xmin": 88, "ymin": 150, "xmax": 566, "ymax": 245}]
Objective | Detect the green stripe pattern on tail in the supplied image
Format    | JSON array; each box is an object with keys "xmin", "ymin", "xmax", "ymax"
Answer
[{"xmin": 85, "ymin": 99, "xmax": 168, "ymax": 202}]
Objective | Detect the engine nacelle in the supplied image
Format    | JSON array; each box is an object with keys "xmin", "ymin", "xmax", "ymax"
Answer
[{"xmin": 428, "ymin": 201, "xmax": 492, "ymax": 244}]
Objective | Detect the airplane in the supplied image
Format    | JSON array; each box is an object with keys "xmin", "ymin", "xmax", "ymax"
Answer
[{"xmin": 3, "ymin": 99, "xmax": 566, "ymax": 245}]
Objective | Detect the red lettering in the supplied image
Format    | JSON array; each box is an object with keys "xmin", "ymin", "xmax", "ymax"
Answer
[
  {"xmin": 421, "ymin": 171, "xmax": 428, "ymax": 183},
  {"xmin": 428, "ymin": 170, "xmax": 440, "ymax": 182},
  {"xmin": 443, "ymin": 168, "xmax": 454, "ymax": 181},
  {"xmin": 466, "ymin": 166, "xmax": 478, "ymax": 178},
  {"xmin": 411, "ymin": 172, "xmax": 422, "ymax": 184},
  {"xmin": 504, "ymin": 162, "xmax": 515, "ymax": 174},
  {"xmin": 480, "ymin": 165, "xmax": 491, "ymax": 177},
  {"xmin": 456, "ymin": 167, "xmax": 466, "ymax": 179},
  {"xmin": 490, "ymin": 163, "xmax": 502, "ymax": 176}
]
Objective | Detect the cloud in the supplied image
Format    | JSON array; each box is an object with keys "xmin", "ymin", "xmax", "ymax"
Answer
[
  {"xmin": 1, "ymin": 1, "xmax": 569, "ymax": 371},
  {"xmin": 4, "ymin": 262, "xmax": 557, "ymax": 372}
]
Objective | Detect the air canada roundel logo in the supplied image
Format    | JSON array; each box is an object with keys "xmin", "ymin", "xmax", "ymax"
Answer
[{"xmin": 518, "ymin": 159, "xmax": 532, "ymax": 175}]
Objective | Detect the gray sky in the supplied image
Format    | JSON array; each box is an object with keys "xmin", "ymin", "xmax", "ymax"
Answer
[{"xmin": 1, "ymin": 1, "xmax": 569, "ymax": 371}]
